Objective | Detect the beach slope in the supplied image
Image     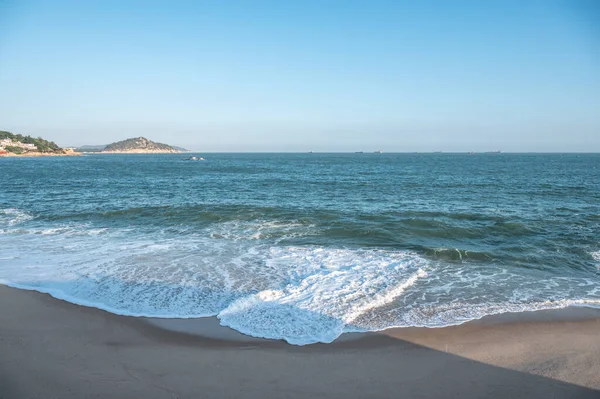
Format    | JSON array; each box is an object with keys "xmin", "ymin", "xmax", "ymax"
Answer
[{"xmin": 0, "ymin": 284, "xmax": 598, "ymax": 399}]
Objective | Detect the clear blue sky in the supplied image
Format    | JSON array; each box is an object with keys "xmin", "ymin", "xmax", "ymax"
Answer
[{"xmin": 0, "ymin": 0, "xmax": 598, "ymax": 151}]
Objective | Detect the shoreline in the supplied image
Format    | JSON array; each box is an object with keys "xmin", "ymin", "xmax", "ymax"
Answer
[
  {"xmin": 3, "ymin": 279, "xmax": 599, "ymax": 345},
  {"xmin": 98, "ymin": 150, "xmax": 181, "ymax": 154},
  {"xmin": 0, "ymin": 151, "xmax": 81, "ymax": 157},
  {"xmin": 145, "ymin": 305, "xmax": 600, "ymax": 344},
  {"xmin": 1, "ymin": 283, "xmax": 599, "ymax": 398}
]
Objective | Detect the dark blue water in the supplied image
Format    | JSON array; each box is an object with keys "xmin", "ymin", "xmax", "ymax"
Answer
[{"xmin": 1, "ymin": 153, "xmax": 599, "ymax": 344}]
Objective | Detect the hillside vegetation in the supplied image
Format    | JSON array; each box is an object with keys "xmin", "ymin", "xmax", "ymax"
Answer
[
  {"xmin": 102, "ymin": 137, "xmax": 179, "ymax": 153},
  {"xmin": 0, "ymin": 131, "xmax": 64, "ymax": 153}
]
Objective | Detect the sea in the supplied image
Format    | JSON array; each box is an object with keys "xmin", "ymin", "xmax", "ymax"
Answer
[{"xmin": 1, "ymin": 153, "xmax": 599, "ymax": 345}]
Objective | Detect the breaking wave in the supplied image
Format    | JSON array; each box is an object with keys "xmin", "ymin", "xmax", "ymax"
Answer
[{"xmin": 1, "ymin": 217, "xmax": 599, "ymax": 345}]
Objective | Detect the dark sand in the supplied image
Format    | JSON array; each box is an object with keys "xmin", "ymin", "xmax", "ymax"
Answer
[{"xmin": 1, "ymin": 284, "xmax": 599, "ymax": 399}]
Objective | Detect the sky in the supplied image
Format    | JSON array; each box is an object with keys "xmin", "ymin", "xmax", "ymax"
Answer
[{"xmin": 0, "ymin": 0, "xmax": 598, "ymax": 152}]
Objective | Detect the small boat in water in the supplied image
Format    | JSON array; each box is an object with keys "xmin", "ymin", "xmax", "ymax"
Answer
[{"xmin": 182, "ymin": 156, "xmax": 204, "ymax": 161}]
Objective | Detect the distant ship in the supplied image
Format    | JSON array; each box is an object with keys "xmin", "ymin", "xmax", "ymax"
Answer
[
  {"xmin": 374, "ymin": 150, "xmax": 382, "ymax": 153},
  {"xmin": 355, "ymin": 151, "xmax": 364, "ymax": 154},
  {"xmin": 485, "ymin": 150, "xmax": 502, "ymax": 154}
]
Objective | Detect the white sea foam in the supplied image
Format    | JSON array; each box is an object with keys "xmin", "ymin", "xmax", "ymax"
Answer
[
  {"xmin": 41, "ymin": 225, "xmax": 109, "ymax": 236},
  {"xmin": 375, "ymin": 298, "xmax": 600, "ymax": 330},
  {"xmin": 0, "ymin": 218, "xmax": 108, "ymax": 237},
  {"xmin": 208, "ymin": 220, "xmax": 315, "ymax": 242},
  {"xmin": 219, "ymin": 248, "xmax": 428, "ymax": 344},
  {"xmin": 592, "ymin": 251, "xmax": 600, "ymax": 268},
  {"xmin": 0, "ymin": 208, "xmax": 33, "ymax": 227},
  {"xmin": 1, "ymin": 219, "xmax": 600, "ymax": 345}
]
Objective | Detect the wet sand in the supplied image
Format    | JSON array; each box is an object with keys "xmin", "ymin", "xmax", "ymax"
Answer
[{"xmin": 1, "ymin": 284, "xmax": 599, "ymax": 398}]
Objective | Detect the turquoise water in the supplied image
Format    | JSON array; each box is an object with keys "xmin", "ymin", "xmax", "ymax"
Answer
[{"xmin": 1, "ymin": 153, "xmax": 599, "ymax": 344}]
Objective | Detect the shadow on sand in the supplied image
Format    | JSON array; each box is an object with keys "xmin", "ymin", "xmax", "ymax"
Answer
[{"xmin": 0, "ymin": 280, "xmax": 598, "ymax": 398}]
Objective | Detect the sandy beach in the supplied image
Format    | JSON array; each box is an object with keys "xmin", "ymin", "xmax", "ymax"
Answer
[{"xmin": 1, "ymin": 284, "xmax": 598, "ymax": 399}]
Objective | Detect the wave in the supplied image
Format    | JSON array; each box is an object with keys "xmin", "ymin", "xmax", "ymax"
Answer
[
  {"xmin": 423, "ymin": 247, "xmax": 494, "ymax": 261},
  {"xmin": 39, "ymin": 204, "xmax": 298, "ymax": 224},
  {"xmin": 369, "ymin": 298, "xmax": 600, "ymax": 331},
  {"xmin": 592, "ymin": 251, "xmax": 600, "ymax": 268},
  {"xmin": 218, "ymin": 248, "xmax": 427, "ymax": 344},
  {"xmin": 208, "ymin": 220, "xmax": 317, "ymax": 242},
  {"xmin": 1, "ymin": 216, "xmax": 599, "ymax": 345},
  {"xmin": 0, "ymin": 208, "xmax": 33, "ymax": 226},
  {"xmin": 386, "ymin": 210, "xmax": 507, "ymax": 222},
  {"xmin": 1, "ymin": 223, "xmax": 110, "ymax": 237}
]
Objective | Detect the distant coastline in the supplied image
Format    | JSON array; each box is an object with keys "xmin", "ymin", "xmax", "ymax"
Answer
[
  {"xmin": 1, "ymin": 150, "xmax": 80, "ymax": 157},
  {"xmin": 99, "ymin": 149, "xmax": 182, "ymax": 154},
  {"xmin": 75, "ymin": 137, "xmax": 188, "ymax": 154},
  {"xmin": 0, "ymin": 130, "xmax": 80, "ymax": 157},
  {"xmin": 0, "ymin": 131, "xmax": 190, "ymax": 156}
]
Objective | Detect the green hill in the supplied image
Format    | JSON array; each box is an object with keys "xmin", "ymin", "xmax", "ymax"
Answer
[
  {"xmin": 0, "ymin": 130, "xmax": 64, "ymax": 154},
  {"xmin": 102, "ymin": 137, "xmax": 179, "ymax": 153}
]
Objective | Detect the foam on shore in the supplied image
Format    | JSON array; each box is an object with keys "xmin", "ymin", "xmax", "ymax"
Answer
[{"xmin": 1, "ymin": 209, "xmax": 600, "ymax": 345}]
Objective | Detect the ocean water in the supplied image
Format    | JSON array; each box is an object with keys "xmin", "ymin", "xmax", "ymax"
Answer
[{"xmin": 1, "ymin": 153, "xmax": 599, "ymax": 345}]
